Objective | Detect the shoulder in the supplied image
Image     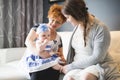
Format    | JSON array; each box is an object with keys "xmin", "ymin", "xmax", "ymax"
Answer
[
  {"xmin": 89, "ymin": 18, "xmax": 110, "ymax": 42},
  {"xmin": 91, "ymin": 17, "xmax": 110, "ymax": 35}
]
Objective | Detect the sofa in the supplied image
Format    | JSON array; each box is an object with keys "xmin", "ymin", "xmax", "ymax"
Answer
[{"xmin": 0, "ymin": 31, "xmax": 120, "ymax": 80}]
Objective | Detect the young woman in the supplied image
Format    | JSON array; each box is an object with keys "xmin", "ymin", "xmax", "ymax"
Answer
[
  {"xmin": 25, "ymin": 4, "xmax": 66, "ymax": 80},
  {"xmin": 61, "ymin": 0, "xmax": 120, "ymax": 80}
]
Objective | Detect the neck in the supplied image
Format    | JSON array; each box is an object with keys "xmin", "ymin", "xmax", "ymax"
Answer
[{"xmin": 49, "ymin": 28, "xmax": 57, "ymax": 40}]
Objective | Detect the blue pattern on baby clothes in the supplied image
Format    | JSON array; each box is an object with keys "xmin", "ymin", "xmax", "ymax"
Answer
[
  {"xmin": 26, "ymin": 54, "xmax": 40, "ymax": 67},
  {"xmin": 41, "ymin": 55, "xmax": 58, "ymax": 64},
  {"xmin": 26, "ymin": 54, "xmax": 58, "ymax": 68},
  {"xmin": 45, "ymin": 45, "xmax": 51, "ymax": 52}
]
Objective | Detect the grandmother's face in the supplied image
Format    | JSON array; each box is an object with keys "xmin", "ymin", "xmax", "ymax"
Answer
[{"xmin": 48, "ymin": 17, "xmax": 63, "ymax": 30}]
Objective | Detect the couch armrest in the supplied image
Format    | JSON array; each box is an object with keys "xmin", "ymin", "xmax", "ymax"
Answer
[
  {"xmin": 0, "ymin": 47, "xmax": 26, "ymax": 64},
  {"xmin": 109, "ymin": 31, "xmax": 120, "ymax": 63}
]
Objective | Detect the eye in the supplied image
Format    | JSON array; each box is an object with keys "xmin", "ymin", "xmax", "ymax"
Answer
[
  {"xmin": 55, "ymin": 21, "xmax": 61, "ymax": 24},
  {"xmin": 42, "ymin": 35, "xmax": 46, "ymax": 37},
  {"xmin": 49, "ymin": 18, "xmax": 62, "ymax": 24},
  {"xmin": 48, "ymin": 34, "xmax": 50, "ymax": 37}
]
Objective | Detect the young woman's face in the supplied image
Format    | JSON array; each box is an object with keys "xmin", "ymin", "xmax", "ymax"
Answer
[
  {"xmin": 38, "ymin": 31, "xmax": 50, "ymax": 41},
  {"xmin": 64, "ymin": 14, "xmax": 78, "ymax": 27},
  {"xmin": 48, "ymin": 17, "xmax": 63, "ymax": 30}
]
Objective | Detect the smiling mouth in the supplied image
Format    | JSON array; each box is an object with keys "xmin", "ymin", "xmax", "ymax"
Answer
[{"xmin": 51, "ymin": 25, "xmax": 57, "ymax": 28}]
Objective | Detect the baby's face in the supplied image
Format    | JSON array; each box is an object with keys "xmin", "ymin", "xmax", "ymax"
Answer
[{"xmin": 38, "ymin": 31, "xmax": 50, "ymax": 41}]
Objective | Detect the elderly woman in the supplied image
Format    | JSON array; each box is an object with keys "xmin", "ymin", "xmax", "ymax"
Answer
[{"xmin": 25, "ymin": 4, "xmax": 66, "ymax": 80}]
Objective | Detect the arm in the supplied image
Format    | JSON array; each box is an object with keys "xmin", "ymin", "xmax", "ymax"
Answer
[
  {"xmin": 65, "ymin": 25, "xmax": 111, "ymax": 72},
  {"xmin": 57, "ymin": 35, "xmax": 66, "ymax": 63},
  {"xmin": 25, "ymin": 29, "xmax": 37, "ymax": 53},
  {"xmin": 58, "ymin": 47, "xmax": 66, "ymax": 63},
  {"xmin": 52, "ymin": 47, "xmax": 66, "ymax": 71}
]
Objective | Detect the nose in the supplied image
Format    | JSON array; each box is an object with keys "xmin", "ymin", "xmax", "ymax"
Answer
[
  {"xmin": 52, "ymin": 21, "xmax": 56, "ymax": 25},
  {"xmin": 45, "ymin": 36, "xmax": 48, "ymax": 39},
  {"xmin": 45, "ymin": 36, "xmax": 50, "ymax": 39}
]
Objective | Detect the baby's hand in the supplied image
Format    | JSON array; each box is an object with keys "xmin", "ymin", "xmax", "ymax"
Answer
[{"xmin": 44, "ymin": 39, "xmax": 49, "ymax": 44}]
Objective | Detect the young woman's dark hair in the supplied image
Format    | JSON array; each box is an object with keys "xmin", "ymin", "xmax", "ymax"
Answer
[{"xmin": 62, "ymin": 0, "xmax": 89, "ymax": 46}]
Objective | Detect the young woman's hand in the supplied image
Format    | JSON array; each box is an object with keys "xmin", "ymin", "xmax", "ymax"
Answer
[
  {"xmin": 52, "ymin": 64, "xmax": 63, "ymax": 73},
  {"xmin": 62, "ymin": 65, "xmax": 68, "ymax": 74}
]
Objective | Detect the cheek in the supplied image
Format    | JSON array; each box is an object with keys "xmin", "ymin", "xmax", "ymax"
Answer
[
  {"xmin": 56, "ymin": 25, "xmax": 61, "ymax": 29},
  {"xmin": 50, "ymin": 23, "xmax": 61, "ymax": 29},
  {"xmin": 67, "ymin": 18, "xmax": 72, "ymax": 23},
  {"xmin": 66, "ymin": 19, "xmax": 69, "ymax": 22},
  {"xmin": 67, "ymin": 18, "xmax": 73, "ymax": 23},
  {"xmin": 48, "ymin": 21, "xmax": 52, "ymax": 26},
  {"xmin": 38, "ymin": 35, "xmax": 44, "ymax": 40}
]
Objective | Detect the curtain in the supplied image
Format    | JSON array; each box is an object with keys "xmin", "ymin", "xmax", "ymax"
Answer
[{"xmin": 0, "ymin": 0, "xmax": 43, "ymax": 48}]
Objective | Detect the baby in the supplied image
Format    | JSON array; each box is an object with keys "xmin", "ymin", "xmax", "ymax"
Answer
[{"xmin": 25, "ymin": 24, "xmax": 66, "ymax": 73}]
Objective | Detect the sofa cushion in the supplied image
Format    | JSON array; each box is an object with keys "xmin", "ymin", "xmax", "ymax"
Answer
[
  {"xmin": 0, "ymin": 63, "xmax": 30, "ymax": 80},
  {"xmin": 0, "ymin": 47, "xmax": 26, "ymax": 64},
  {"xmin": 109, "ymin": 31, "xmax": 120, "ymax": 63}
]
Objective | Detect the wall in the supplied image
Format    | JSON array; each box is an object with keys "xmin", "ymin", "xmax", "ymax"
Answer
[
  {"xmin": 86, "ymin": 0, "xmax": 120, "ymax": 31},
  {"xmin": 43, "ymin": 0, "xmax": 120, "ymax": 31}
]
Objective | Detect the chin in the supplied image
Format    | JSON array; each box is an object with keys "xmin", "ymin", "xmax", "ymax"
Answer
[{"xmin": 50, "ymin": 26, "xmax": 55, "ymax": 29}]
